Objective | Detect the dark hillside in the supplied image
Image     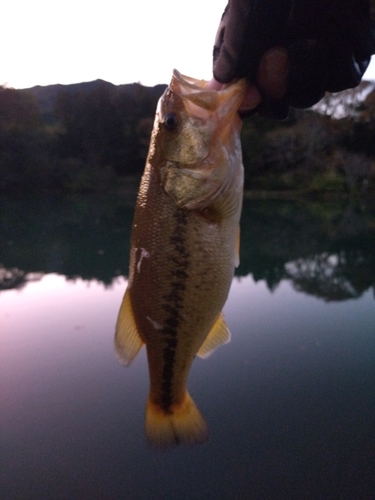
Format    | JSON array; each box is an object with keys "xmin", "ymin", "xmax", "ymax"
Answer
[
  {"xmin": 1, "ymin": 79, "xmax": 374, "ymax": 196},
  {"xmin": 21, "ymin": 80, "xmax": 167, "ymax": 117}
]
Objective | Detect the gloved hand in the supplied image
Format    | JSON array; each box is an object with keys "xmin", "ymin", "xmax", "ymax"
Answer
[{"xmin": 212, "ymin": 0, "xmax": 375, "ymax": 118}]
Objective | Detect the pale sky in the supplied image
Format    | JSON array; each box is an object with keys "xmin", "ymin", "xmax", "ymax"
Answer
[{"xmin": 2, "ymin": 0, "xmax": 374, "ymax": 89}]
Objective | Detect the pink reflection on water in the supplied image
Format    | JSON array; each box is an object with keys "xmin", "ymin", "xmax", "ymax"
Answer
[{"xmin": 1, "ymin": 274, "xmax": 130, "ymax": 417}]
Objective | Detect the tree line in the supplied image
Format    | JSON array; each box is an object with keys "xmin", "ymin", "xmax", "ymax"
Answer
[
  {"xmin": 0, "ymin": 80, "xmax": 374, "ymax": 195},
  {"xmin": 1, "ymin": 195, "xmax": 374, "ymax": 300},
  {"xmin": 241, "ymin": 81, "xmax": 375, "ymax": 194},
  {"xmin": 0, "ymin": 81, "xmax": 161, "ymax": 193}
]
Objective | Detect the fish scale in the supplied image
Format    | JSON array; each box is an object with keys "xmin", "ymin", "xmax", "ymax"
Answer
[{"xmin": 115, "ymin": 70, "xmax": 247, "ymax": 448}]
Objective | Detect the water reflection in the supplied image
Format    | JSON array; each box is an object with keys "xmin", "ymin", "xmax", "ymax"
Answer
[
  {"xmin": 1, "ymin": 194, "xmax": 374, "ymax": 301},
  {"xmin": 2, "ymin": 194, "xmax": 375, "ymax": 498},
  {"xmin": 2, "ymin": 273, "xmax": 375, "ymax": 498}
]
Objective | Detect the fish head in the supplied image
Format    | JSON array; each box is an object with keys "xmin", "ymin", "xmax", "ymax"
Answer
[{"xmin": 148, "ymin": 70, "xmax": 247, "ymax": 211}]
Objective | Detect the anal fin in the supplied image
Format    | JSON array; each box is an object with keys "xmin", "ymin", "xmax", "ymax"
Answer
[
  {"xmin": 196, "ymin": 312, "xmax": 231, "ymax": 359},
  {"xmin": 115, "ymin": 287, "xmax": 144, "ymax": 366}
]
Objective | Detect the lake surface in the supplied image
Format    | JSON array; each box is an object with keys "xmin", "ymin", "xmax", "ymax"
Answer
[{"xmin": 1, "ymin": 194, "xmax": 375, "ymax": 499}]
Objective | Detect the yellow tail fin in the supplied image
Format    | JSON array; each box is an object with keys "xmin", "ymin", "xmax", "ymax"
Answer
[{"xmin": 145, "ymin": 392, "xmax": 209, "ymax": 449}]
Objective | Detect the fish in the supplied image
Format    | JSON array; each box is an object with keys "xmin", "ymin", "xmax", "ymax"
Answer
[{"xmin": 115, "ymin": 69, "xmax": 247, "ymax": 448}]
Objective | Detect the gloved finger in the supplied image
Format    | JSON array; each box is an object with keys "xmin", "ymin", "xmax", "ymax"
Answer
[
  {"xmin": 213, "ymin": 0, "xmax": 293, "ymax": 83},
  {"xmin": 257, "ymin": 47, "xmax": 289, "ymax": 100},
  {"xmin": 213, "ymin": 1, "xmax": 254, "ymax": 83},
  {"xmin": 239, "ymin": 48, "xmax": 290, "ymax": 119}
]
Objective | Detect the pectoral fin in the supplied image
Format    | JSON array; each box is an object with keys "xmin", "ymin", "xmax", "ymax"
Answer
[
  {"xmin": 115, "ymin": 287, "xmax": 144, "ymax": 366},
  {"xmin": 196, "ymin": 313, "xmax": 231, "ymax": 359},
  {"xmin": 235, "ymin": 226, "xmax": 240, "ymax": 268}
]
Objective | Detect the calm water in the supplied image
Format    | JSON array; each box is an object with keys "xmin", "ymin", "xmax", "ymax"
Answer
[{"xmin": 1, "ymin": 194, "xmax": 375, "ymax": 499}]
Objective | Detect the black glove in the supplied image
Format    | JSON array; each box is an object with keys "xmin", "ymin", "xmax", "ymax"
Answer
[{"xmin": 213, "ymin": 0, "xmax": 375, "ymax": 118}]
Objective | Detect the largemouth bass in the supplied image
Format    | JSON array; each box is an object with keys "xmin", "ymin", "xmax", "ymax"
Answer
[{"xmin": 115, "ymin": 70, "xmax": 246, "ymax": 448}]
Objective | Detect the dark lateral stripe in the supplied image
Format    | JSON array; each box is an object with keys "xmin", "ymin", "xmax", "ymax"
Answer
[{"xmin": 160, "ymin": 209, "xmax": 189, "ymax": 409}]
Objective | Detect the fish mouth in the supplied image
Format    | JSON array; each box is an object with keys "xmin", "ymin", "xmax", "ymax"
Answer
[
  {"xmin": 169, "ymin": 69, "xmax": 217, "ymax": 120},
  {"xmin": 170, "ymin": 69, "xmax": 248, "ymax": 121},
  {"xmin": 171, "ymin": 69, "xmax": 209, "ymax": 91}
]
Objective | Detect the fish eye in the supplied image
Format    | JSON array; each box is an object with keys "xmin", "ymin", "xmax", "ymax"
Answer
[{"xmin": 162, "ymin": 112, "xmax": 179, "ymax": 131}]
